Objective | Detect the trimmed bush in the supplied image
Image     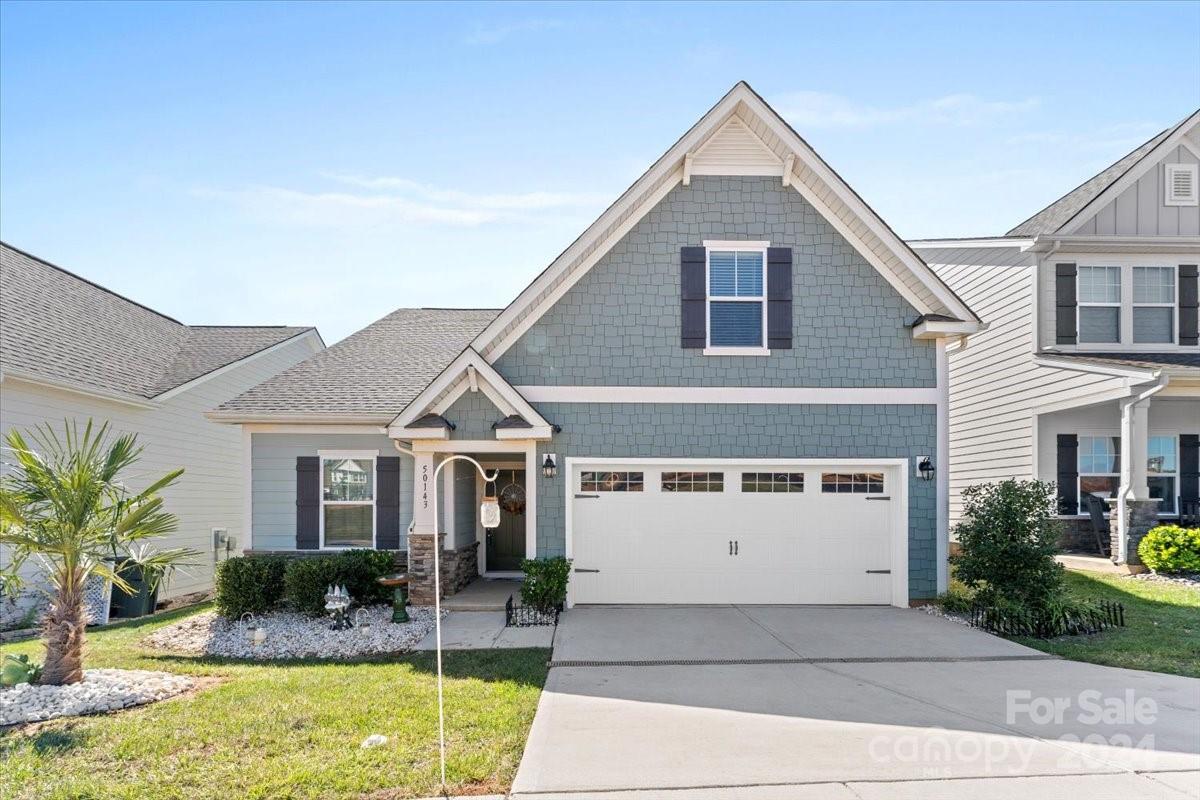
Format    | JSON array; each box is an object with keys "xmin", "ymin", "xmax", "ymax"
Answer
[
  {"xmin": 937, "ymin": 577, "xmax": 976, "ymax": 614},
  {"xmin": 282, "ymin": 549, "xmax": 396, "ymax": 617},
  {"xmin": 214, "ymin": 556, "xmax": 286, "ymax": 618},
  {"xmin": 953, "ymin": 479, "xmax": 1065, "ymax": 610},
  {"xmin": 1138, "ymin": 525, "xmax": 1200, "ymax": 574},
  {"xmin": 520, "ymin": 557, "xmax": 571, "ymax": 612}
]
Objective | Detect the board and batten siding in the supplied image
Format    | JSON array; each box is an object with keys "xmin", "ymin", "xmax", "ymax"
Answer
[
  {"xmin": 0, "ymin": 334, "xmax": 318, "ymax": 613},
  {"xmin": 1069, "ymin": 145, "xmax": 1200, "ymax": 237},
  {"xmin": 921, "ymin": 247, "xmax": 1129, "ymax": 527},
  {"xmin": 250, "ymin": 433, "xmax": 414, "ymax": 551}
]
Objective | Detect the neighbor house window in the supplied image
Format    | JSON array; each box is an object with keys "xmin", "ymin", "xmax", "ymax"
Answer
[
  {"xmin": 742, "ymin": 472, "xmax": 805, "ymax": 493},
  {"xmin": 1132, "ymin": 267, "xmax": 1175, "ymax": 344},
  {"xmin": 321, "ymin": 455, "xmax": 375, "ymax": 547},
  {"xmin": 1077, "ymin": 266, "xmax": 1121, "ymax": 344},
  {"xmin": 661, "ymin": 472, "xmax": 724, "ymax": 492},
  {"xmin": 579, "ymin": 471, "xmax": 644, "ymax": 492},
  {"xmin": 1078, "ymin": 436, "xmax": 1120, "ymax": 514},
  {"xmin": 707, "ymin": 247, "xmax": 766, "ymax": 350},
  {"xmin": 1147, "ymin": 436, "xmax": 1177, "ymax": 515},
  {"xmin": 820, "ymin": 473, "xmax": 884, "ymax": 494}
]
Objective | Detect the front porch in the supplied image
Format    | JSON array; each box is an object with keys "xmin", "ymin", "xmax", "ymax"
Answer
[{"xmin": 1037, "ymin": 390, "xmax": 1199, "ymax": 564}]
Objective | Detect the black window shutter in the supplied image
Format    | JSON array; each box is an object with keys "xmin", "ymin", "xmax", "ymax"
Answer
[
  {"xmin": 1181, "ymin": 434, "xmax": 1199, "ymax": 510},
  {"xmin": 1055, "ymin": 263, "xmax": 1077, "ymax": 345},
  {"xmin": 375, "ymin": 456, "xmax": 401, "ymax": 550},
  {"xmin": 767, "ymin": 247, "xmax": 793, "ymax": 350},
  {"xmin": 296, "ymin": 456, "xmax": 320, "ymax": 550},
  {"xmin": 1179, "ymin": 265, "xmax": 1198, "ymax": 346},
  {"xmin": 1056, "ymin": 434, "xmax": 1079, "ymax": 515},
  {"xmin": 681, "ymin": 246, "xmax": 706, "ymax": 348}
]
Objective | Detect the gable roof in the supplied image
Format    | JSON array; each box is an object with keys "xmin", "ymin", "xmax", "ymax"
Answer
[
  {"xmin": 0, "ymin": 243, "xmax": 318, "ymax": 401},
  {"xmin": 468, "ymin": 81, "xmax": 980, "ymax": 363},
  {"xmin": 1007, "ymin": 109, "xmax": 1200, "ymax": 237},
  {"xmin": 212, "ymin": 308, "xmax": 500, "ymax": 421}
]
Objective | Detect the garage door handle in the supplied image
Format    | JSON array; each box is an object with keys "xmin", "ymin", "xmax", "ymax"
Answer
[
  {"xmin": 864, "ymin": 496, "xmax": 890, "ymax": 501},
  {"xmin": 574, "ymin": 568, "xmax": 600, "ymax": 573},
  {"xmin": 728, "ymin": 540, "xmax": 733, "ymax": 556},
  {"xmin": 865, "ymin": 569, "xmax": 891, "ymax": 574},
  {"xmin": 575, "ymin": 494, "xmax": 600, "ymax": 499}
]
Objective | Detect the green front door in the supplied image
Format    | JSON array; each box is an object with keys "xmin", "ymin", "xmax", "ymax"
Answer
[{"xmin": 486, "ymin": 469, "xmax": 526, "ymax": 571}]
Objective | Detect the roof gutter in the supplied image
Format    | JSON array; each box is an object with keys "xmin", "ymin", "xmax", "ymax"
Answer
[{"xmin": 1024, "ymin": 235, "xmax": 1200, "ymax": 254}]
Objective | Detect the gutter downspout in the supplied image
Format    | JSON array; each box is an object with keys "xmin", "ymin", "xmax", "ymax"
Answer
[{"xmin": 1114, "ymin": 376, "xmax": 1168, "ymax": 563}]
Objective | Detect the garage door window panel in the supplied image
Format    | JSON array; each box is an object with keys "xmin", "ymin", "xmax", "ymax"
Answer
[
  {"xmin": 661, "ymin": 472, "xmax": 724, "ymax": 492},
  {"xmin": 580, "ymin": 471, "xmax": 643, "ymax": 492},
  {"xmin": 821, "ymin": 472, "xmax": 884, "ymax": 494},
  {"xmin": 742, "ymin": 472, "xmax": 805, "ymax": 493}
]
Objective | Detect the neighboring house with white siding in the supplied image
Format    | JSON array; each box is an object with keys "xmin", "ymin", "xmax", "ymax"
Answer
[
  {"xmin": 0, "ymin": 242, "xmax": 324, "ymax": 625},
  {"xmin": 911, "ymin": 109, "xmax": 1200, "ymax": 565}
]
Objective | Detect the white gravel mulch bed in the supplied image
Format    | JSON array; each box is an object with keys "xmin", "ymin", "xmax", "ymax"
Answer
[
  {"xmin": 1123, "ymin": 571, "xmax": 1200, "ymax": 588},
  {"xmin": 1, "ymin": 668, "xmax": 193, "ymax": 726},
  {"xmin": 918, "ymin": 603, "xmax": 974, "ymax": 627},
  {"xmin": 141, "ymin": 604, "xmax": 441, "ymax": 660}
]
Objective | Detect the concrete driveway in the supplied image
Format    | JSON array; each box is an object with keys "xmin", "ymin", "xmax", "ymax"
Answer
[{"xmin": 512, "ymin": 606, "xmax": 1200, "ymax": 799}]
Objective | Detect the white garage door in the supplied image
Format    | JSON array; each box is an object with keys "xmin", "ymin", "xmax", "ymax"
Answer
[{"xmin": 569, "ymin": 462, "xmax": 903, "ymax": 606}]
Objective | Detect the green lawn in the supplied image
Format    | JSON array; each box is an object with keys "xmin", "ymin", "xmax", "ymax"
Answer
[
  {"xmin": 1012, "ymin": 570, "xmax": 1200, "ymax": 678},
  {"xmin": 0, "ymin": 605, "xmax": 549, "ymax": 799}
]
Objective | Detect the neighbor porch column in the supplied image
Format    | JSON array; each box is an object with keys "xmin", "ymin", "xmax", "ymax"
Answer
[{"xmin": 1111, "ymin": 387, "xmax": 1165, "ymax": 565}]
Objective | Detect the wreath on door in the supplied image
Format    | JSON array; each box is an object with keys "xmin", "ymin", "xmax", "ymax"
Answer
[{"xmin": 498, "ymin": 469, "xmax": 526, "ymax": 515}]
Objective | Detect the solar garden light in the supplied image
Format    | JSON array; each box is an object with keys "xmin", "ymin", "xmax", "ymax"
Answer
[
  {"xmin": 430, "ymin": 455, "xmax": 499, "ymax": 789},
  {"xmin": 240, "ymin": 612, "xmax": 266, "ymax": 647}
]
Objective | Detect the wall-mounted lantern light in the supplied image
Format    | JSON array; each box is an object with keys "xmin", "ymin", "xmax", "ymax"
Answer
[
  {"xmin": 542, "ymin": 453, "xmax": 558, "ymax": 479},
  {"xmin": 917, "ymin": 456, "xmax": 935, "ymax": 482}
]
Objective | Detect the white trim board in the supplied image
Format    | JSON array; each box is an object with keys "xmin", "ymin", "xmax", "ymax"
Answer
[
  {"xmin": 153, "ymin": 329, "xmax": 324, "ymax": 402},
  {"xmin": 513, "ymin": 385, "xmax": 939, "ymax": 404}
]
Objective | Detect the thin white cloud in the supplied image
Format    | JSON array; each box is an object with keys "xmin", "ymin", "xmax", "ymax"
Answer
[
  {"xmin": 196, "ymin": 173, "xmax": 612, "ymax": 229},
  {"xmin": 462, "ymin": 18, "xmax": 564, "ymax": 45},
  {"xmin": 320, "ymin": 172, "xmax": 611, "ymax": 210},
  {"xmin": 773, "ymin": 90, "xmax": 1040, "ymax": 129},
  {"xmin": 1005, "ymin": 121, "xmax": 1161, "ymax": 153}
]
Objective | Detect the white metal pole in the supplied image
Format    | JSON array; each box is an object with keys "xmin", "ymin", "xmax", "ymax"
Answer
[{"xmin": 429, "ymin": 455, "xmax": 498, "ymax": 790}]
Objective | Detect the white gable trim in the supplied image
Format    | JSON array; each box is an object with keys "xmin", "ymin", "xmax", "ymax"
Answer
[
  {"xmin": 1058, "ymin": 109, "xmax": 1200, "ymax": 236},
  {"xmin": 153, "ymin": 329, "xmax": 325, "ymax": 402},
  {"xmin": 469, "ymin": 82, "xmax": 978, "ymax": 364},
  {"xmin": 387, "ymin": 347, "xmax": 551, "ymax": 438}
]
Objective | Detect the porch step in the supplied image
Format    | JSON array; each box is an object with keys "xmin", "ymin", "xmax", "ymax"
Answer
[
  {"xmin": 442, "ymin": 578, "xmax": 522, "ymax": 611},
  {"xmin": 1055, "ymin": 553, "xmax": 1146, "ymax": 575}
]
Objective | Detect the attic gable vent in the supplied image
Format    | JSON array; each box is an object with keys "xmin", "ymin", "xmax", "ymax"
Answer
[{"xmin": 1165, "ymin": 163, "xmax": 1199, "ymax": 206}]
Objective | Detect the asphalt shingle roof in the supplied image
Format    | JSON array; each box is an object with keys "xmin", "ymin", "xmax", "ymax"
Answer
[
  {"xmin": 1, "ymin": 243, "xmax": 314, "ymax": 399},
  {"xmin": 1006, "ymin": 128, "xmax": 1175, "ymax": 237},
  {"xmin": 214, "ymin": 308, "xmax": 501, "ymax": 418}
]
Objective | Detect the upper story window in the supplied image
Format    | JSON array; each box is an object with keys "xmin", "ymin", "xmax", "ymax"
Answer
[
  {"xmin": 321, "ymin": 454, "xmax": 375, "ymax": 548},
  {"xmin": 1077, "ymin": 266, "xmax": 1121, "ymax": 343},
  {"xmin": 706, "ymin": 243, "xmax": 767, "ymax": 353},
  {"xmin": 1132, "ymin": 266, "xmax": 1175, "ymax": 344}
]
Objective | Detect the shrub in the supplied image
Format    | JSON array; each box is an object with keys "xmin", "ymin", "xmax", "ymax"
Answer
[
  {"xmin": 520, "ymin": 557, "xmax": 572, "ymax": 611},
  {"xmin": 282, "ymin": 549, "xmax": 396, "ymax": 617},
  {"xmin": 214, "ymin": 556, "xmax": 286, "ymax": 618},
  {"xmin": 1138, "ymin": 525, "xmax": 1200, "ymax": 574},
  {"xmin": 953, "ymin": 479, "xmax": 1065, "ymax": 610},
  {"xmin": 937, "ymin": 577, "xmax": 976, "ymax": 614}
]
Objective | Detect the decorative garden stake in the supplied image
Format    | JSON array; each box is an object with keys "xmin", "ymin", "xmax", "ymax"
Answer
[
  {"xmin": 241, "ymin": 612, "xmax": 266, "ymax": 646},
  {"xmin": 429, "ymin": 455, "xmax": 499, "ymax": 789}
]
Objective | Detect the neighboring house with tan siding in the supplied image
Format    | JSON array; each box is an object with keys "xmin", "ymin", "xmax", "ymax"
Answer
[
  {"xmin": 912, "ymin": 109, "xmax": 1200, "ymax": 565},
  {"xmin": 0, "ymin": 242, "xmax": 324, "ymax": 625}
]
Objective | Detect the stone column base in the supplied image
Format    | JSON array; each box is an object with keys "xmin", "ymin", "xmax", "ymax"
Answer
[
  {"xmin": 407, "ymin": 534, "xmax": 479, "ymax": 604},
  {"xmin": 1107, "ymin": 498, "xmax": 1161, "ymax": 566}
]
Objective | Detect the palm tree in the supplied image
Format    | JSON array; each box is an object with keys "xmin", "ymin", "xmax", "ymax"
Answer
[{"xmin": 0, "ymin": 421, "xmax": 196, "ymax": 685}]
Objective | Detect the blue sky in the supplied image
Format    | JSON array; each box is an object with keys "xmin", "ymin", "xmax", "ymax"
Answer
[{"xmin": 2, "ymin": 1, "xmax": 1198, "ymax": 343}]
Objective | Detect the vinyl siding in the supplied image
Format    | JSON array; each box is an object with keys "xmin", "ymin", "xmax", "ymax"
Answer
[
  {"xmin": 920, "ymin": 247, "xmax": 1128, "ymax": 526},
  {"xmin": 0, "ymin": 334, "xmax": 317, "ymax": 616},
  {"xmin": 1069, "ymin": 146, "xmax": 1200, "ymax": 237}
]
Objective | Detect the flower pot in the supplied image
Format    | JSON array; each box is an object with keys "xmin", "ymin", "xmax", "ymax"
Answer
[{"xmin": 109, "ymin": 564, "xmax": 159, "ymax": 619}]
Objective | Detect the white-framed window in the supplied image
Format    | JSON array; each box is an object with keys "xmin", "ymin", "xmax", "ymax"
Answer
[
  {"xmin": 1132, "ymin": 266, "xmax": 1175, "ymax": 344},
  {"xmin": 1147, "ymin": 435, "xmax": 1178, "ymax": 515},
  {"xmin": 704, "ymin": 241, "xmax": 767, "ymax": 354},
  {"xmin": 319, "ymin": 451, "xmax": 375, "ymax": 548},
  {"xmin": 1164, "ymin": 163, "xmax": 1198, "ymax": 207},
  {"xmin": 1077, "ymin": 266, "xmax": 1121, "ymax": 344},
  {"xmin": 1077, "ymin": 436, "xmax": 1120, "ymax": 515}
]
